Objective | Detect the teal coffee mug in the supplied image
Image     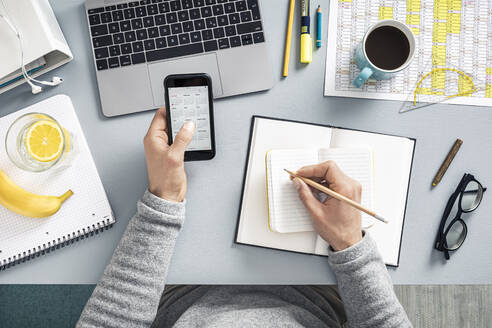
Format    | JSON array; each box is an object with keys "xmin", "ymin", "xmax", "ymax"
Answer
[{"xmin": 353, "ymin": 20, "xmax": 415, "ymax": 88}]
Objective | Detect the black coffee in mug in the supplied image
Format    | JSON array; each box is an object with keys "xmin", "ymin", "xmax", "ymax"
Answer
[{"xmin": 365, "ymin": 25, "xmax": 410, "ymax": 71}]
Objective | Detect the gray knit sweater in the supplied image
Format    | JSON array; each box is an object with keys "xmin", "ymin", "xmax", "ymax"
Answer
[{"xmin": 76, "ymin": 191, "xmax": 411, "ymax": 328}]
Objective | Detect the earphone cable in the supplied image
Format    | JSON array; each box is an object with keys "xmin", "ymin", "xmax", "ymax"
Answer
[{"xmin": 0, "ymin": 0, "xmax": 55, "ymax": 89}]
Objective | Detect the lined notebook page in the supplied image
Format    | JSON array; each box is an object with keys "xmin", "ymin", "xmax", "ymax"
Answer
[
  {"xmin": 266, "ymin": 149, "xmax": 318, "ymax": 233},
  {"xmin": 0, "ymin": 95, "xmax": 114, "ymax": 268},
  {"xmin": 329, "ymin": 128, "xmax": 415, "ymax": 266},
  {"xmin": 314, "ymin": 148, "xmax": 374, "ymax": 255},
  {"xmin": 318, "ymin": 148, "xmax": 373, "ymax": 226}
]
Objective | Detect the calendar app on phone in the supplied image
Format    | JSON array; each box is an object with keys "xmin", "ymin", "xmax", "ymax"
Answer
[{"xmin": 168, "ymin": 86, "xmax": 212, "ymax": 151}]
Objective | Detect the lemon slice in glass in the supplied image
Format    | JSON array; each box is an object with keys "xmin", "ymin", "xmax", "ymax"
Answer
[{"xmin": 25, "ymin": 120, "xmax": 65, "ymax": 162}]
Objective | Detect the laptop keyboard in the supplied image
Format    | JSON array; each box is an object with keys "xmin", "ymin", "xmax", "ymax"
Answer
[{"xmin": 87, "ymin": 0, "xmax": 265, "ymax": 71}]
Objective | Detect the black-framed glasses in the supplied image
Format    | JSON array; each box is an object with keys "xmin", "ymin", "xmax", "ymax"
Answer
[{"xmin": 435, "ymin": 173, "xmax": 486, "ymax": 260}]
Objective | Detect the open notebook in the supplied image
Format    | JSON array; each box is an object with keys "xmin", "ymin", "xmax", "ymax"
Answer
[
  {"xmin": 236, "ymin": 116, "xmax": 415, "ymax": 266},
  {"xmin": 0, "ymin": 95, "xmax": 114, "ymax": 270}
]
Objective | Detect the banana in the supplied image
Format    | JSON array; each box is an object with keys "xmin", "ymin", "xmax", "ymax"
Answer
[{"xmin": 0, "ymin": 169, "xmax": 73, "ymax": 218}]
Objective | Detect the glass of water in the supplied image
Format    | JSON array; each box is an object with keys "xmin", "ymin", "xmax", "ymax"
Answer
[{"xmin": 5, "ymin": 113, "xmax": 77, "ymax": 172}]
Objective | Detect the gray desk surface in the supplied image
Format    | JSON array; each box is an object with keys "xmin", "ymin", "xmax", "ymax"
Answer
[{"xmin": 0, "ymin": 0, "xmax": 491, "ymax": 284}]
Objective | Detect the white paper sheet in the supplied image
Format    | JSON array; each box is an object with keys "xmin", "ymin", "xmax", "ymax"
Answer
[{"xmin": 324, "ymin": 0, "xmax": 492, "ymax": 107}]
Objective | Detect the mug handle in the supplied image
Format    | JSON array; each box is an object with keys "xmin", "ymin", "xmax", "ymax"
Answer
[{"xmin": 352, "ymin": 67, "xmax": 373, "ymax": 88}]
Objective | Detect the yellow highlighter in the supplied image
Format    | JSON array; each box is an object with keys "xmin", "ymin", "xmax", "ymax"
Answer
[{"xmin": 300, "ymin": 0, "xmax": 312, "ymax": 64}]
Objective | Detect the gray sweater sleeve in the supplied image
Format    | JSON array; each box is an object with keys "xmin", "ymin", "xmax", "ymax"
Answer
[
  {"xmin": 327, "ymin": 233, "xmax": 412, "ymax": 328},
  {"xmin": 76, "ymin": 190, "xmax": 185, "ymax": 328}
]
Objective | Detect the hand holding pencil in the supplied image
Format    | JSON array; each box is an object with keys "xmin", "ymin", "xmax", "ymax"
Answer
[{"xmin": 287, "ymin": 161, "xmax": 383, "ymax": 251}]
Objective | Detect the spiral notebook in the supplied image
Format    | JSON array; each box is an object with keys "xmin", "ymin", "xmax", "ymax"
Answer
[
  {"xmin": 0, "ymin": 95, "xmax": 114, "ymax": 270},
  {"xmin": 236, "ymin": 116, "xmax": 415, "ymax": 266}
]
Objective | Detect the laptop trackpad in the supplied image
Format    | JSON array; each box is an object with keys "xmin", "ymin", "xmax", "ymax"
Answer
[{"xmin": 148, "ymin": 54, "xmax": 223, "ymax": 106}]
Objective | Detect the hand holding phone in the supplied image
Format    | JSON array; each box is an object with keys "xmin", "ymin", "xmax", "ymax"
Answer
[
  {"xmin": 144, "ymin": 107, "xmax": 195, "ymax": 202},
  {"xmin": 164, "ymin": 73, "xmax": 216, "ymax": 161}
]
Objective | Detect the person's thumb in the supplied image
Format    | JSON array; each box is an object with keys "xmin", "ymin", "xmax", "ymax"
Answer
[
  {"xmin": 293, "ymin": 178, "xmax": 324, "ymax": 219},
  {"xmin": 170, "ymin": 120, "xmax": 195, "ymax": 157}
]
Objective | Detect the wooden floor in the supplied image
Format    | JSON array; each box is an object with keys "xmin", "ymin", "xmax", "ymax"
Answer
[{"xmin": 394, "ymin": 285, "xmax": 492, "ymax": 328}]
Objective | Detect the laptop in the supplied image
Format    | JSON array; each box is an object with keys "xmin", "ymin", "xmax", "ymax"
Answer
[{"xmin": 85, "ymin": 0, "xmax": 274, "ymax": 117}]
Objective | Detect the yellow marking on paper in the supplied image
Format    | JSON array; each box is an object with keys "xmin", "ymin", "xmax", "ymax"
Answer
[
  {"xmin": 413, "ymin": 69, "xmax": 476, "ymax": 105},
  {"xmin": 486, "ymin": 68, "xmax": 492, "ymax": 75},
  {"xmin": 410, "ymin": 27, "xmax": 420, "ymax": 35},
  {"xmin": 449, "ymin": 0, "xmax": 462, "ymax": 11},
  {"xmin": 433, "ymin": 22, "xmax": 447, "ymax": 43},
  {"xmin": 458, "ymin": 75, "xmax": 474, "ymax": 96},
  {"xmin": 434, "ymin": 0, "xmax": 448, "ymax": 19},
  {"xmin": 339, "ymin": 0, "xmax": 352, "ymax": 2},
  {"xmin": 407, "ymin": 0, "xmax": 420, "ymax": 12},
  {"xmin": 406, "ymin": 14, "xmax": 420, "ymax": 25},
  {"xmin": 416, "ymin": 87, "xmax": 432, "ymax": 94},
  {"xmin": 486, "ymin": 84, "xmax": 492, "ymax": 98},
  {"xmin": 379, "ymin": 6, "xmax": 393, "ymax": 20},
  {"xmin": 416, "ymin": 88, "xmax": 444, "ymax": 95},
  {"xmin": 447, "ymin": 13, "xmax": 461, "ymax": 33},
  {"xmin": 432, "ymin": 71, "xmax": 446, "ymax": 89},
  {"xmin": 432, "ymin": 46, "xmax": 446, "ymax": 66}
]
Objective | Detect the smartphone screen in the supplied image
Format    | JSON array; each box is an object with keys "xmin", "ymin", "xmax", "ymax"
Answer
[
  {"xmin": 164, "ymin": 73, "xmax": 215, "ymax": 161},
  {"xmin": 168, "ymin": 85, "xmax": 211, "ymax": 151}
]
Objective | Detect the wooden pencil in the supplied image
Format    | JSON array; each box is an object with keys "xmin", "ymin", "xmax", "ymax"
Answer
[
  {"xmin": 284, "ymin": 169, "xmax": 389, "ymax": 224},
  {"xmin": 432, "ymin": 138, "xmax": 463, "ymax": 187}
]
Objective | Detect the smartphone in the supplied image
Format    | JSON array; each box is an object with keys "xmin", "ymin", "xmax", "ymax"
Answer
[{"xmin": 164, "ymin": 73, "xmax": 216, "ymax": 161}]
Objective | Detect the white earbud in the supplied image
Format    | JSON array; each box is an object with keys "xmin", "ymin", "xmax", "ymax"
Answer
[
  {"xmin": 20, "ymin": 72, "xmax": 43, "ymax": 94},
  {"xmin": 26, "ymin": 76, "xmax": 64, "ymax": 87},
  {"xmin": 0, "ymin": 1, "xmax": 63, "ymax": 93},
  {"xmin": 30, "ymin": 84, "xmax": 42, "ymax": 95},
  {"xmin": 51, "ymin": 76, "xmax": 63, "ymax": 85}
]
